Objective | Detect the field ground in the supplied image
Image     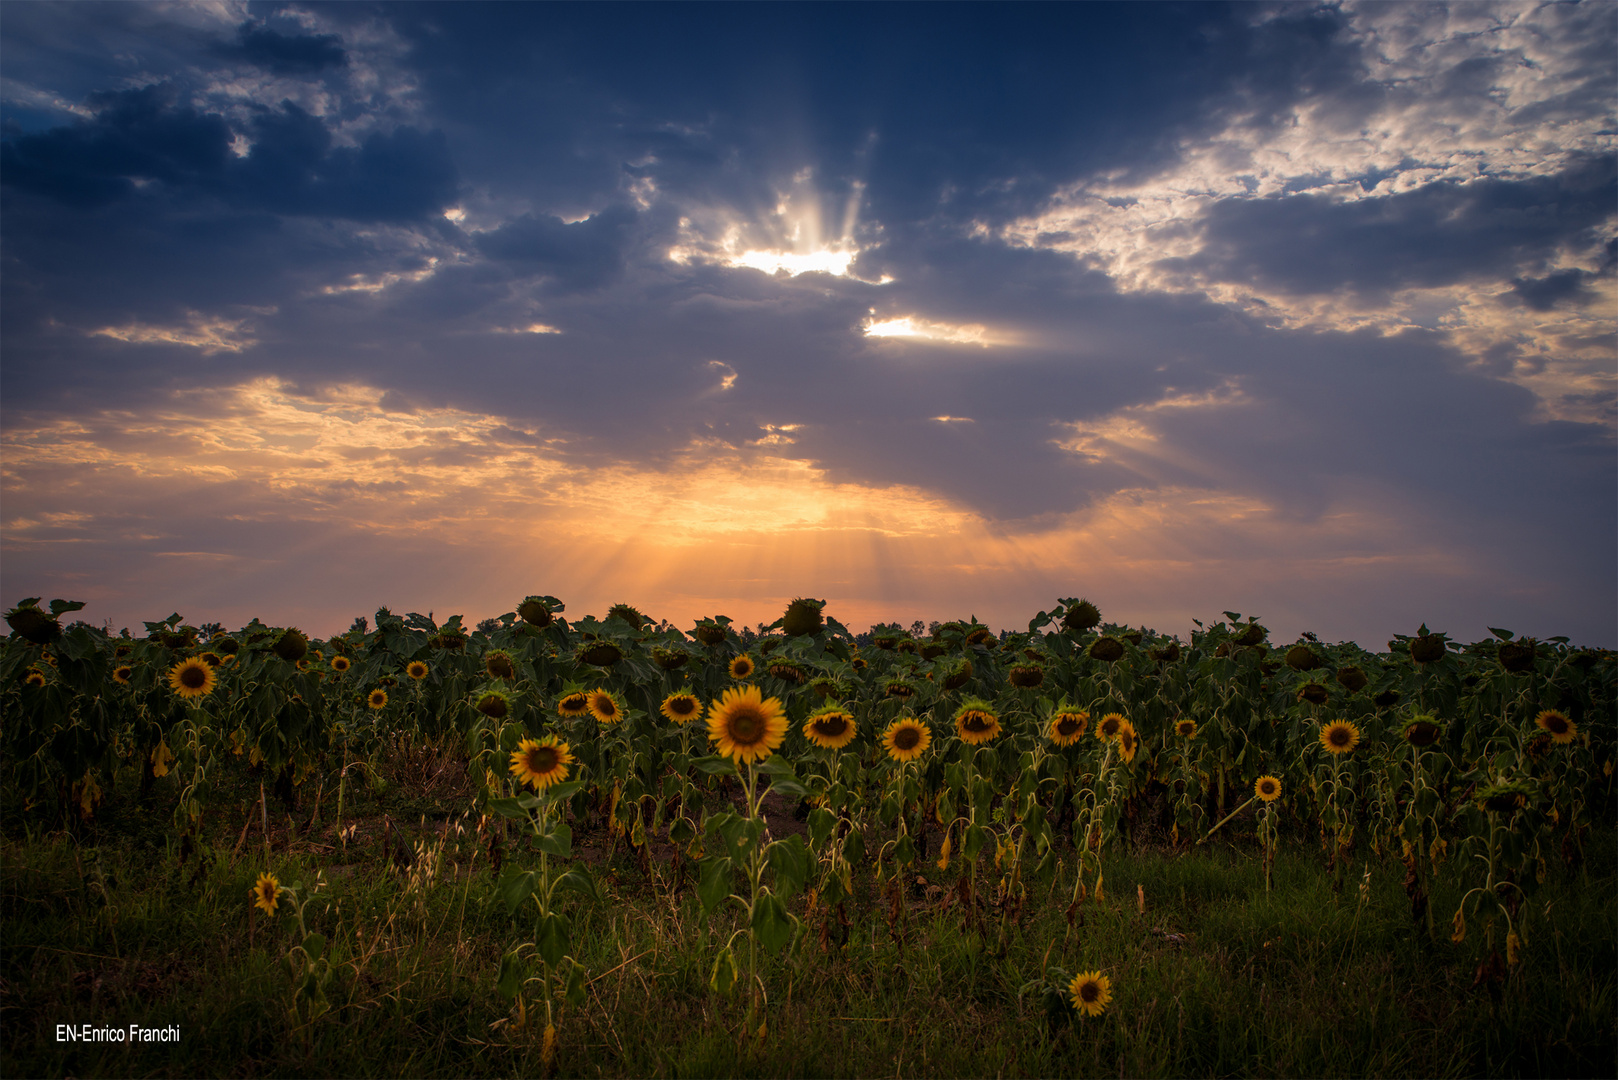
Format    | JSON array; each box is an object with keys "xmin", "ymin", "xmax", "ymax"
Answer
[{"xmin": 3, "ymin": 745, "xmax": 1614, "ymax": 1079}]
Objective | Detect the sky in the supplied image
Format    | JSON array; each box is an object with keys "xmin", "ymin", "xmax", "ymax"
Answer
[{"xmin": 2, "ymin": 0, "xmax": 1614, "ymax": 647}]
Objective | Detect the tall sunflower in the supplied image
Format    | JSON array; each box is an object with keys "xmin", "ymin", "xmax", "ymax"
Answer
[
  {"xmin": 168, "ymin": 657, "xmax": 216, "ymax": 700},
  {"xmin": 406, "ymin": 660, "xmax": 429, "ymax": 680},
  {"xmin": 954, "ymin": 699, "xmax": 1001, "ymax": 745},
  {"xmin": 330, "ymin": 655, "xmax": 351, "ymax": 673},
  {"xmin": 1049, "ymin": 710, "xmax": 1088, "ymax": 746},
  {"xmin": 728, "ymin": 655, "xmax": 756, "ymax": 680},
  {"xmin": 1069, "ymin": 971, "xmax": 1112, "ymax": 1017},
  {"xmin": 660, "ymin": 691, "xmax": 704, "ymax": 725},
  {"xmin": 706, "ymin": 685, "xmax": 787, "ymax": 764},
  {"xmin": 510, "ymin": 736, "xmax": 575, "ymax": 791},
  {"xmin": 557, "ymin": 691, "xmax": 591, "ymax": 719},
  {"xmin": 1254, "ymin": 775, "xmax": 1282, "ymax": 802},
  {"xmin": 1116, "ymin": 722, "xmax": 1140, "ymax": 763},
  {"xmin": 368, "ymin": 688, "xmax": 388, "ymax": 710},
  {"xmin": 803, "ymin": 706, "xmax": 856, "ymax": 750},
  {"xmin": 883, "ymin": 717, "xmax": 931, "ymax": 762},
  {"xmin": 474, "ymin": 689, "xmax": 510, "ymax": 719},
  {"xmin": 1096, "ymin": 712, "xmax": 1126, "ymax": 740},
  {"xmin": 250, "ymin": 872, "xmax": 281, "ymax": 916},
  {"xmin": 1534, "ymin": 709, "xmax": 1577, "ymax": 744},
  {"xmin": 1319, "ymin": 720, "xmax": 1360, "ymax": 755},
  {"xmin": 485, "ymin": 650, "xmax": 517, "ymax": 681},
  {"xmin": 587, "ymin": 688, "xmax": 625, "ymax": 725}
]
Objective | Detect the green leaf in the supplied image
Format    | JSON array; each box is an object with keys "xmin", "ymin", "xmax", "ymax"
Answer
[
  {"xmin": 498, "ymin": 867, "xmax": 540, "ymax": 914},
  {"xmin": 807, "ymin": 806, "xmax": 837, "ymax": 849},
  {"xmin": 751, "ymin": 890, "xmax": 796, "ymax": 954},
  {"xmin": 485, "ymin": 797, "xmax": 532, "ymax": 821},
  {"xmin": 1488, "ymin": 627, "xmax": 1515, "ymax": 641},
  {"xmin": 698, "ymin": 856, "xmax": 735, "ymax": 913},
  {"xmin": 537, "ymin": 820, "xmax": 573, "ymax": 859},
  {"xmin": 536, "ymin": 911, "xmax": 571, "ymax": 967},
  {"xmin": 709, "ymin": 946, "xmax": 738, "ymax": 996},
  {"xmin": 302, "ymin": 932, "xmax": 326, "ymax": 962},
  {"xmin": 755, "ymin": 757, "xmax": 796, "ymax": 777},
  {"xmin": 766, "ymin": 834, "xmax": 812, "ymax": 897},
  {"xmin": 543, "ymin": 779, "xmax": 587, "ymax": 803},
  {"xmin": 565, "ymin": 958, "xmax": 588, "ymax": 1007},
  {"xmin": 963, "ymin": 823, "xmax": 987, "ymax": 861},
  {"xmin": 766, "ymin": 777, "xmax": 811, "ymax": 799},
  {"xmin": 894, "ymin": 833, "xmax": 915, "ymax": 866},
  {"xmin": 692, "ymin": 756, "xmax": 739, "ymax": 776},
  {"xmin": 496, "ymin": 950, "xmax": 526, "ymax": 1000},
  {"xmin": 553, "ymin": 867, "xmax": 603, "ymax": 904}
]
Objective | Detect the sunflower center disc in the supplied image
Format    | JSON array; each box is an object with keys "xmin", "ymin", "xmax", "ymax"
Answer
[
  {"xmin": 732, "ymin": 709, "xmax": 763, "ymax": 742},
  {"xmin": 895, "ymin": 729, "xmax": 919, "ymax": 751}
]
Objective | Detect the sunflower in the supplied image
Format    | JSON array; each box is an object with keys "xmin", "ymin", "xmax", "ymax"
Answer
[
  {"xmin": 330, "ymin": 655, "xmax": 351, "ymax": 673},
  {"xmin": 1254, "ymin": 775, "xmax": 1281, "ymax": 802},
  {"xmin": 803, "ymin": 706, "xmax": 856, "ymax": 750},
  {"xmin": 954, "ymin": 699, "xmax": 1001, "ymax": 745},
  {"xmin": 1319, "ymin": 720, "xmax": 1360, "ymax": 755},
  {"xmin": 1096, "ymin": 712, "xmax": 1126, "ymax": 741},
  {"xmin": 113, "ymin": 665, "xmax": 134, "ymax": 685},
  {"xmin": 1175, "ymin": 718, "xmax": 1198, "ymax": 738},
  {"xmin": 199, "ymin": 651, "xmax": 222, "ymax": 668},
  {"xmin": 250, "ymin": 872, "xmax": 281, "ymax": 916},
  {"xmin": 1534, "ymin": 709, "xmax": 1577, "ymax": 745},
  {"xmin": 884, "ymin": 679, "xmax": 916, "ymax": 699},
  {"xmin": 484, "ymin": 650, "xmax": 517, "ymax": 681},
  {"xmin": 883, "ymin": 717, "xmax": 931, "ymax": 762},
  {"xmin": 587, "ymin": 688, "xmax": 625, "ymax": 725},
  {"xmin": 1116, "ymin": 722, "xmax": 1140, "ymax": 763},
  {"xmin": 1049, "ymin": 711, "xmax": 1088, "ymax": 746},
  {"xmin": 1402, "ymin": 716, "xmax": 1442, "ymax": 748},
  {"xmin": 1069, "ymin": 971, "xmax": 1112, "ymax": 1017},
  {"xmin": 406, "ymin": 660, "xmax": 429, "ymax": 680},
  {"xmin": 728, "ymin": 655, "xmax": 756, "ymax": 680},
  {"xmin": 168, "ymin": 657, "xmax": 216, "ymax": 700},
  {"xmin": 509, "ymin": 736, "xmax": 575, "ymax": 791},
  {"xmin": 367, "ymin": 688, "xmax": 388, "ymax": 710},
  {"xmin": 660, "ymin": 691, "xmax": 704, "ymax": 725},
  {"xmin": 706, "ymin": 685, "xmax": 788, "ymax": 764},
  {"xmin": 24, "ymin": 670, "xmax": 45, "ymax": 688},
  {"xmin": 851, "ymin": 656, "xmax": 868, "ymax": 671},
  {"xmin": 475, "ymin": 689, "xmax": 511, "ymax": 720},
  {"xmin": 557, "ymin": 690, "xmax": 591, "ymax": 719}
]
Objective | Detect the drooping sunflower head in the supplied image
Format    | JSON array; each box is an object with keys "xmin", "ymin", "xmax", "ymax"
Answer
[
  {"xmin": 803, "ymin": 706, "xmax": 856, "ymax": 750},
  {"xmin": 1097, "ymin": 712, "xmax": 1126, "ymax": 741},
  {"xmin": 1175, "ymin": 718, "xmax": 1198, "ymax": 738},
  {"xmin": 483, "ymin": 650, "xmax": 517, "ymax": 681},
  {"xmin": 250, "ymin": 872, "xmax": 281, "ymax": 916},
  {"xmin": 113, "ymin": 664, "xmax": 134, "ymax": 685},
  {"xmin": 474, "ymin": 689, "xmax": 510, "ymax": 719},
  {"xmin": 509, "ymin": 736, "xmax": 575, "ymax": 791},
  {"xmin": 706, "ymin": 684, "xmax": 788, "ymax": 764},
  {"xmin": 605, "ymin": 603, "xmax": 646, "ymax": 630},
  {"xmin": 367, "ymin": 688, "xmax": 388, "ymax": 710},
  {"xmin": 330, "ymin": 655, "xmax": 352, "ymax": 673},
  {"xmin": 964, "ymin": 627, "xmax": 996, "ymax": 649},
  {"xmin": 652, "ymin": 647, "xmax": 690, "ymax": 671},
  {"xmin": 884, "ymin": 679, "xmax": 916, "ymax": 699},
  {"xmin": 587, "ymin": 688, "xmax": 625, "ymax": 725},
  {"xmin": 769, "ymin": 661, "xmax": 808, "ymax": 685},
  {"xmin": 212, "ymin": 636, "xmax": 240, "ymax": 656},
  {"xmin": 954, "ymin": 699, "xmax": 1001, "ymax": 745},
  {"xmin": 729, "ymin": 654, "xmax": 756, "ymax": 680},
  {"xmin": 1062, "ymin": 599, "xmax": 1102, "ymax": 633},
  {"xmin": 782, "ymin": 597, "xmax": 826, "ymax": 637},
  {"xmin": 406, "ymin": 660, "xmax": 429, "ymax": 681},
  {"xmin": 1477, "ymin": 779, "xmax": 1532, "ymax": 814},
  {"xmin": 1088, "ymin": 636, "xmax": 1126, "ymax": 663},
  {"xmin": 1149, "ymin": 641, "xmax": 1181, "ymax": 663},
  {"xmin": 1254, "ymin": 775, "xmax": 1282, "ymax": 802},
  {"xmin": 660, "ymin": 691, "xmax": 703, "ymax": 725},
  {"xmin": 272, "ymin": 628, "xmax": 308, "ymax": 663},
  {"xmin": 1049, "ymin": 711, "xmax": 1089, "ymax": 746},
  {"xmin": 557, "ymin": 691, "xmax": 591, "ymax": 719},
  {"xmin": 1409, "ymin": 632, "xmax": 1446, "ymax": 664},
  {"xmin": 851, "ymin": 656, "xmax": 868, "ymax": 671},
  {"xmin": 24, "ymin": 670, "xmax": 46, "ymax": 688},
  {"xmin": 1498, "ymin": 641, "xmax": 1537, "ymax": 673},
  {"xmin": 1284, "ymin": 644, "xmax": 1323, "ymax": 671},
  {"xmin": 1402, "ymin": 715, "xmax": 1442, "ymax": 748},
  {"xmin": 168, "ymin": 657, "xmax": 216, "ymax": 700},
  {"xmin": 1297, "ymin": 682, "xmax": 1330, "ymax": 705},
  {"xmin": 1320, "ymin": 720, "xmax": 1360, "ymax": 755},
  {"xmin": 1009, "ymin": 664, "xmax": 1045, "ymax": 688},
  {"xmin": 5, "ymin": 602, "xmax": 62, "ymax": 645},
  {"xmin": 1069, "ymin": 971, "xmax": 1112, "ymax": 1017},
  {"xmin": 1116, "ymin": 722, "xmax": 1139, "ymax": 763},
  {"xmin": 517, "ymin": 596, "xmax": 557, "ymax": 627},
  {"xmin": 693, "ymin": 619, "xmax": 728, "ymax": 646},
  {"xmin": 1534, "ymin": 709, "xmax": 1576, "ymax": 745},
  {"xmin": 578, "ymin": 641, "xmax": 623, "ymax": 667},
  {"xmin": 883, "ymin": 716, "xmax": 931, "ymax": 762}
]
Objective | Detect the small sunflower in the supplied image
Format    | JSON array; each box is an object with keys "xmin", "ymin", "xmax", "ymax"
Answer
[
  {"xmin": 330, "ymin": 655, "xmax": 351, "ymax": 673},
  {"xmin": 557, "ymin": 690, "xmax": 591, "ymax": 719},
  {"xmin": 1534, "ymin": 709, "xmax": 1576, "ymax": 745},
  {"xmin": 883, "ymin": 716, "xmax": 931, "ymax": 762},
  {"xmin": 1069, "ymin": 971, "xmax": 1113, "ymax": 1017},
  {"xmin": 509, "ymin": 736, "xmax": 575, "ymax": 791},
  {"xmin": 706, "ymin": 684, "xmax": 788, "ymax": 764},
  {"xmin": 803, "ymin": 706, "xmax": 856, "ymax": 750},
  {"xmin": 1254, "ymin": 775, "xmax": 1282, "ymax": 802},
  {"xmin": 587, "ymin": 688, "xmax": 625, "ymax": 725},
  {"xmin": 660, "ymin": 691, "xmax": 703, "ymax": 725},
  {"xmin": 24, "ymin": 670, "xmax": 46, "ymax": 688},
  {"xmin": 168, "ymin": 657, "xmax": 216, "ymax": 700},
  {"xmin": 406, "ymin": 660, "xmax": 429, "ymax": 680},
  {"xmin": 367, "ymin": 688, "xmax": 388, "ymax": 710},
  {"xmin": 1096, "ymin": 712, "xmax": 1126, "ymax": 740},
  {"xmin": 851, "ymin": 656, "xmax": 868, "ymax": 671},
  {"xmin": 484, "ymin": 650, "xmax": 517, "ymax": 681},
  {"xmin": 1320, "ymin": 720, "xmax": 1360, "ymax": 755},
  {"xmin": 1175, "ymin": 718, "xmax": 1198, "ymax": 738},
  {"xmin": 954, "ymin": 699, "xmax": 1001, "ymax": 745},
  {"xmin": 112, "ymin": 665, "xmax": 134, "ymax": 685},
  {"xmin": 729, "ymin": 655, "xmax": 756, "ymax": 680},
  {"xmin": 1049, "ymin": 710, "xmax": 1088, "ymax": 746},
  {"xmin": 1116, "ymin": 722, "xmax": 1140, "ymax": 763},
  {"xmin": 250, "ymin": 873, "xmax": 281, "ymax": 916}
]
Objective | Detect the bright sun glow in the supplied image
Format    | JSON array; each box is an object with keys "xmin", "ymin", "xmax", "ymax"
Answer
[
  {"xmin": 727, "ymin": 248, "xmax": 856, "ymax": 277},
  {"xmin": 863, "ymin": 316, "xmax": 1009, "ymax": 346}
]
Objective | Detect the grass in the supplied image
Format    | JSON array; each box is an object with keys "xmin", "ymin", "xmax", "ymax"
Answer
[{"xmin": 2, "ymin": 749, "xmax": 1614, "ymax": 1078}]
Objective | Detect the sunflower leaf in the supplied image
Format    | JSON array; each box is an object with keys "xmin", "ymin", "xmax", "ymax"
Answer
[
  {"xmin": 485, "ymin": 797, "xmax": 533, "ymax": 821},
  {"xmin": 537, "ymin": 821, "xmax": 572, "ymax": 859},
  {"xmin": 542, "ymin": 780, "xmax": 586, "ymax": 803},
  {"xmin": 498, "ymin": 867, "xmax": 540, "ymax": 914},
  {"xmin": 553, "ymin": 867, "xmax": 603, "ymax": 904},
  {"xmin": 697, "ymin": 856, "xmax": 735, "ymax": 913},
  {"xmin": 692, "ymin": 756, "xmax": 739, "ymax": 776},
  {"xmin": 536, "ymin": 911, "xmax": 571, "ymax": 967},
  {"xmin": 766, "ymin": 834, "xmax": 812, "ymax": 897},
  {"xmin": 751, "ymin": 891, "xmax": 797, "ymax": 955},
  {"xmin": 807, "ymin": 806, "xmax": 837, "ymax": 848}
]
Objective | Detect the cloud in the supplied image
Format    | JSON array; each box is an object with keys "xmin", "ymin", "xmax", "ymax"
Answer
[
  {"xmin": 473, "ymin": 205, "xmax": 640, "ymax": 292},
  {"xmin": 227, "ymin": 20, "xmax": 348, "ymax": 76}
]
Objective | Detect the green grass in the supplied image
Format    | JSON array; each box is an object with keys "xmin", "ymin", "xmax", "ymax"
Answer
[{"xmin": 3, "ymin": 761, "xmax": 1614, "ymax": 1078}]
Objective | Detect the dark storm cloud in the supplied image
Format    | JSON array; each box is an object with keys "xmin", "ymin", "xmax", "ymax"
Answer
[
  {"xmin": 473, "ymin": 205, "xmax": 641, "ymax": 292},
  {"xmin": 1173, "ymin": 154, "xmax": 1618, "ymax": 298},
  {"xmin": 227, "ymin": 20, "xmax": 348, "ymax": 76}
]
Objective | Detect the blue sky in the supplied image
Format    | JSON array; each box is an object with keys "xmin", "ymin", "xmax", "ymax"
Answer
[{"xmin": 2, "ymin": 1, "xmax": 1614, "ymax": 646}]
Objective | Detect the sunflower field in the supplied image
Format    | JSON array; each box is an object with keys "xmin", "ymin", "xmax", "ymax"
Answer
[{"xmin": 3, "ymin": 594, "xmax": 1615, "ymax": 1078}]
